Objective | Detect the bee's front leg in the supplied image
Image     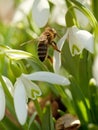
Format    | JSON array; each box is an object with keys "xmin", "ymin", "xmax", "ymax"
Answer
[{"xmin": 51, "ymin": 41, "xmax": 61, "ymax": 52}]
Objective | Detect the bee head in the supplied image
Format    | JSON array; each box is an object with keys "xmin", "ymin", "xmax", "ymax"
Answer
[{"xmin": 45, "ymin": 27, "xmax": 57, "ymax": 38}]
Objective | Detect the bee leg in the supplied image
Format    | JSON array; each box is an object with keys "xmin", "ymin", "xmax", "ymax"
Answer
[
  {"xmin": 47, "ymin": 55, "xmax": 53, "ymax": 63},
  {"xmin": 51, "ymin": 41, "xmax": 61, "ymax": 52}
]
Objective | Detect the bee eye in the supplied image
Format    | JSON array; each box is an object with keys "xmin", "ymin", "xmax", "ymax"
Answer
[{"xmin": 54, "ymin": 33, "xmax": 56, "ymax": 37}]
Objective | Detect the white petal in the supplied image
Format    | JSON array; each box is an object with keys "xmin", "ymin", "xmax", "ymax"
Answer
[
  {"xmin": 76, "ymin": 30, "xmax": 94, "ymax": 53},
  {"xmin": 50, "ymin": 0, "xmax": 66, "ymax": 26},
  {"xmin": 68, "ymin": 26, "xmax": 94, "ymax": 56},
  {"xmin": 93, "ymin": 56, "xmax": 98, "ymax": 86},
  {"xmin": 53, "ymin": 31, "xmax": 68, "ymax": 73},
  {"xmin": 0, "ymin": 84, "xmax": 5, "ymax": 120},
  {"xmin": 22, "ymin": 72, "xmax": 70, "ymax": 86},
  {"xmin": 32, "ymin": 0, "xmax": 50, "ymax": 27},
  {"xmin": 2, "ymin": 76, "xmax": 14, "ymax": 96},
  {"xmin": 21, "ymin": 76, "xmax": 42, "ymax": 100},
  {"xmin": 14, "ymin": 78, "xmax": 27, "ymax": 125},
  {"xmin": 12, "ymin": 0, "xmax": 34, "ymax": 23},
  {"xmin": 75, "ymin": 9, "xmax": 89, "ymax": 28}
]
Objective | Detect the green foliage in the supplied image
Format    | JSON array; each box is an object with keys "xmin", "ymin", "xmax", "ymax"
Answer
[{"xmin": 0, "ymin": 0, "xmax": 98, "ymax": 130}]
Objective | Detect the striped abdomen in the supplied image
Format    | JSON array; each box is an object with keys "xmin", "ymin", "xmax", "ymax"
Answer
[{"xmin": 38, "ymin": 42, "xmax": 48, "ymax": 62}]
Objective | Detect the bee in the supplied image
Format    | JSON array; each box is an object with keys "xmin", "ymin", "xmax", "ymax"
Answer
[
  {"xmin": 21, "ymin": 27, "xmax": 61, "ymax": 62},
  {"xmin": 38, "ymin": 27, "xmax": 60, "ymax": 61}
]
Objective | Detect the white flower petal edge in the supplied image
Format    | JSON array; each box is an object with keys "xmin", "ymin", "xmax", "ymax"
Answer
[
  {"xmin": 22, "ymin": 72, "xmax": 70, "ymax": 86},
  {"xmin": 2, "ymin": 76, "xmax": 14, "ymax": 96},
  {"xmin": 53, "ymin": 31, "xmax": 68, "ymax": 73},
  {"xmin": 14, "ymin": 78, "xmax": 27, "ymax": 125},
  {"xmin": 0, "ymin": 84, "xmax": 5, "ymax": 120},
  {"xmin": 21, "ymin": 75, "xmax": 42, "ymax": 100},
  {"xmin": 32, "ymin": 0, "xmax": 50, "ymax": 27},
  {"xmin": 93, "ymin": 56, "xmax": 98, "ymax": 86},
  {"xmin": 76, "ymin": 30, "xmax": 94, "ymax": 53},
  {"xmin": 68, "ymin": 26, "xmax": 94, "ymax": 56}
]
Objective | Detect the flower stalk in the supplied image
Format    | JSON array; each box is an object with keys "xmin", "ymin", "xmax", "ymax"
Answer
[{"xmin": 33, "ymin": 99, "xmax": 43, "ymax": 122}]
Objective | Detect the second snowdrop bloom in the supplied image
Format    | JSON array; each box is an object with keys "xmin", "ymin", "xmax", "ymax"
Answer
[
  {"xmin": 0, "ymin": 72, "xmax": 70, "ymax": 125},
  {"xmin": 53, "ymin": 26, "xmax": 94, "ymax": 72},
  {"xmin": 14, "ymin": 71, "xmax": 70, "ymax": 125},
  {"xmin": 0, "ymin": 76, "xmax": 14, "ymax": 121}
]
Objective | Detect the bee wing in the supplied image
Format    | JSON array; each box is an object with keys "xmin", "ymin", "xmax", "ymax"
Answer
[{"xmin": 20, "ymin": 38, "xmax": 38, "ymax": 46}]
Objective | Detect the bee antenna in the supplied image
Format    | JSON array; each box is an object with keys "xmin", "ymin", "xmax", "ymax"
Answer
[
  {"xmin": 20, "ymin": 39, "xmax": 33, "ymax": 46},
  {"xmin": 57, "ymin": 33, "xmax": 61, "ymax": 38}
]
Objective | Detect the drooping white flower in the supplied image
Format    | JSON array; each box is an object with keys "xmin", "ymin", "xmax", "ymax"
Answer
[
  {"xmin": 32, "ymin": 0, "xmax": 50, "ymax": 27},
  {"xmin": 68, "ymin": 26, "xmax": 94, "ymax": 56},
  {"xmin": 0, "ymin": 71, "xmax": 70, "ymax": 125},
  {"xmin": 0, "ymin": 76, "xmax": 14, "ymax": 121},
  {"xmin": 12, "ymin": 0, "xmax": 34, "ymax": 23},
  {"xmin": 53, "ymin": 26, "xmax": 94, "ymax": 72},
  {"xmin": 0, "ymin": 83, "xmax": 5, "ymax": 121},
  {"xmin": 75, "ymin": 0, "xmax": 92, "ymax": 28},
  {"xmin": 50, "ymin": 0, "xmax": 66, "ymax": 26},
  {"xmin": 13, "ymin": 71, "xmax": 70, "ymax": 125}
]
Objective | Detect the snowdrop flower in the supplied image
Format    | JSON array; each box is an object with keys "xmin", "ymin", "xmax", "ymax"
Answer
[
  {"xmin": 50, "ymin": 0, "xmax": 66, "ymax": 26},
  {"xmin": 53, "ymin": 26, "xmax": 94, "ymax": 73},
  {"xmin": 0, "ymin": 76, "xmax": 14, "ymax": 121},
  {"xmin": 32, "ymin": 0, "xmax": 50, "ymax": 27},
  {"xmin": 0, "ymin": 71, "xmax": 70, "ymax": 125},
  {"xmin": 93, "ymin": 56, "xmax": 98, "ymax": 86},
  {"xmin": 12, "ymin": 0, "xmax": 34, "ymax": 23},
  {"xmin": 75, "ymin": 0, "xmax": 92, "ymax": 28},
  {"xmin": 12, "ymin": 0, "xmax": 50, "ymax": 27},
  {"xmin": 14, "ymin": 72, "xmax": 70, "ymax": 125}
]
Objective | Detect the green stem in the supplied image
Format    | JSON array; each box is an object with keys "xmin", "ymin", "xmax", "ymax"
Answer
[
  {"xmin": 22, "ymin": 123, "xmax": 28, "ymax": 130},
  {"xmin": 55, "ymin": 85, "xmax": 75, "ymax": 114},
  {"xmin": 33, "ymin": 99, "xmax": 43, "ymax": 122}
]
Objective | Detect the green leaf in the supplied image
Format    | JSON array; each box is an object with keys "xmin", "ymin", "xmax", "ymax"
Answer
[
  {"xmin": 89, "ymin": 79, "xmax": 98, "ymax": 123},
  {"xmin": 28, "ymin": 112, "xmax": 37, "ymax": 129},
  {"xmin": 29, "ymin": 120, "xmax": 41, "ymax": 130},
  {"xmin": 92, "ymin": 0, "xmax": 98, "ymax": 21},
  {"xmin": 42, "ymin": 102, "xmax": 55, "ymax": 130},
  {"xmin": 0, "ymin": 45, "xmax": 10, "ymax": 52},
  {"xmin": 69, "ymin": 76, "xmax": 92, "ymax": 124},
  {"xmin": 10, "ymin": 61, "xmax": 22, "ymax": 77},
  {"xmin": 1, "ymin": 116, "xmax": 20, "ymax": 130},
  {"xmin": 26, "ymin": 58, "xmax": 48, "ymax": 71},
  {"xmin": 65, "ymin": 10, "xmax": 75, "ymax": 27},
  {"xmin": 5, "ymin": 49, "xmax": 32, "ymax": 60}
]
